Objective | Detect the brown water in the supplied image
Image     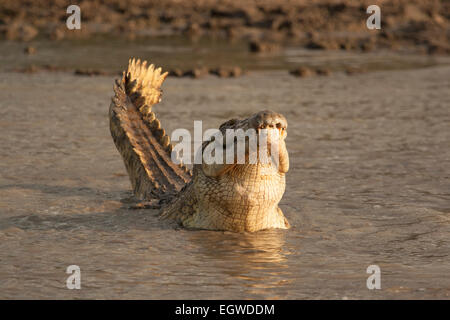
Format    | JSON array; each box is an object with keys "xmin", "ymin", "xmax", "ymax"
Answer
[
  {"xmin": 0, "ymin": 39, "xmax": 450, "ymax": 299},
  {"xmin": 1, "ymin": 36, "xmax": 448, "ymax": 73}
]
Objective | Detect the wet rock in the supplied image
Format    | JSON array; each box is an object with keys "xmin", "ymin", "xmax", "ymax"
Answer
[
  {"xmin": 168, "ymin": 68, "xmax": 184, "ymax": 77},
  {"xmin": 380, "ymin": 30, "xmax": 396, "ymax": 41},
  {"xmin": 183, "ymin": 67, "xmax": 209, "ymax": 79},
  {"xmin": 14, "ymin": 64, "xmax": 68, "ymax": 73},
  {"xmin": 360, "ymin": 38, "xmax": 376, "ymax": 52},
  {"xmin": 230, "ymin": 66, "xmax": 243, "ymax": 77},
  {"xmin": 24, "ymin": 46, "xmax": 37, "ymax": 55},
  {"xmin": 210, "ymin": 66, "xmax": 243, "ymax": 78},
  {"xmin": 210, "ymin": 67, "xmax": 230, "ymax": 78},
  {"xmin": 289, "ymin": 66, "xmax": 315, "ymax": 78},
  {"xmin": 211, "ymin": 7, "xmax": 247, "ymax": 20},
  {"xmin": 316, "ymin": 68, "xmax": 332, "ymax": 76},
  {"xmin": 306, "ymin": 32, "xmax": 340, "ymax": 50},
  {"xmin": 169, "ymin": 67, "xmax": 213, "ymax": 79},
  {"xmin": 338, "ymin": 37, "xmax": 358, "ymax": 51},
  {"xmin": 427, "ymin": 42, "xmax": 450, "ymax": 55},
  {"xmin": 74, "ymin": 69, "xmax": 108, "ymax": 76},
  {"xmin": 306, "ymin": 39, "xmax": 327, "ymax": 50},
  {"xmin": 249, "ymin": 40, "xmax": 280, "ymax": 53},
  {"xmin": 50, "ymin": 28, "xmax": 65, "ymax": 41}
]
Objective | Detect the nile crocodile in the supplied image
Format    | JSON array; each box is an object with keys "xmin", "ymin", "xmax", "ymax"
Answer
[{"xmin": 109, "ymin": 59, "xmax": 290, "ymax": 232}]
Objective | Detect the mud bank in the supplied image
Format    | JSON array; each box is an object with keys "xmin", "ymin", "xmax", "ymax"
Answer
[{"xmin": 1, "ymin": 0, "xmax": 449, "ymax": 55}]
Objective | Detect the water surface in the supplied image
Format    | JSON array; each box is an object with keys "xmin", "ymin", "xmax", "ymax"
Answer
[
  {"xmin": 0, "ymin": 44, "xmax": 449, "ymax": 298},
  {"xmin": 1, "ymin": 36, "xmax": 448, "ymax": 73}
]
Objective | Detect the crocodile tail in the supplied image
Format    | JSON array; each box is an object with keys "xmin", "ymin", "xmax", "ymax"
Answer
[{"xmin": 109, "ymin": 58, "xmax": 192, "ymax": 200}]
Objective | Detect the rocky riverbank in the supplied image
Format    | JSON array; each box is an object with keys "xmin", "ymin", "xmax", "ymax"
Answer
[{"xmin": 1, "ymin": 0, "xmax": 449, "ymax": 55}]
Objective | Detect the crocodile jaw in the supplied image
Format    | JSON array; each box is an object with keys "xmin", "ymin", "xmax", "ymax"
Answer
[{"xmin": 186, "ymin": 163, "xmax": 289, "ymax": 232}]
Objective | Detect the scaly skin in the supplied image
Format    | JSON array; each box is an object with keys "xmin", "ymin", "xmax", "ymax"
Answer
[{"xmin": 109, "ymin": 59, "xmax": 290, "ymax": 232}]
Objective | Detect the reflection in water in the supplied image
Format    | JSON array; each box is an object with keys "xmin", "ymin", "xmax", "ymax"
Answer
[
  {"xmin": 186, "ymin": 229, "xmax": 294, "ymax": 295},
  {"xmin": 0, "ymin": 37, "xmax": 443, "ymax": 74}
]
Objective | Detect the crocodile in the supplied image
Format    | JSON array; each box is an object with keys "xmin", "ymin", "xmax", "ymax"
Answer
[{"xmin": 109, "ymin": 58, "xmax": 290, "ymax": 232}]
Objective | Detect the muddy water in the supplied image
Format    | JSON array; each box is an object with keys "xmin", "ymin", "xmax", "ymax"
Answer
[
  {"xmin": 0, "ymin": 54, "xmax": 450, "ymax": 298},
  {"xmin": 1, "ymin": 37, "xmax": 448, "ymax": 73}
]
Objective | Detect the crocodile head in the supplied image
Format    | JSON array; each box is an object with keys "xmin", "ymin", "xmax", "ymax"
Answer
[
  {"xmin": 200, "ymin": 110, "xmax": 289, "ymax": 177},
  {"xmin": 240, "ymin": 109, "xmax": 288, "ymax": 172},
  {"xmin": 186, "ymin": 110, "xmax": 290, "ymax": 231}
]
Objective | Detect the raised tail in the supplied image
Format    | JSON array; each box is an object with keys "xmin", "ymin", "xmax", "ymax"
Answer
[{"xmin": 109, "ymin": 58, "xmax": 192, "ymax": 200}]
